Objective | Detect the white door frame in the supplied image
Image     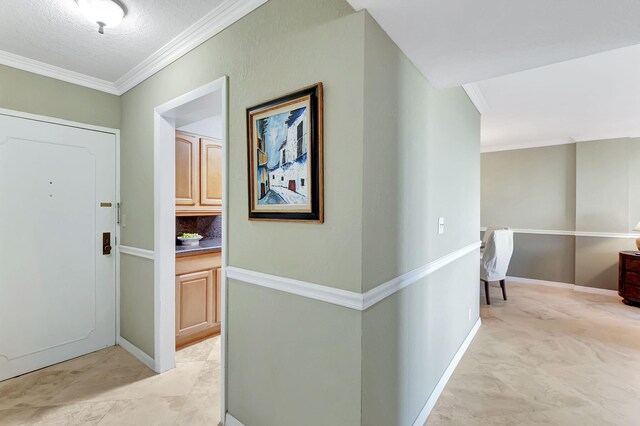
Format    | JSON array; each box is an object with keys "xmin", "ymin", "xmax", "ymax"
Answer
[
  {"xmin": 0, "ymin": 107, "xmax": 121, "ymax": 352},
  {"xmin": 152, "ymin": 76, "xmax": 228, "ymax": 418}
]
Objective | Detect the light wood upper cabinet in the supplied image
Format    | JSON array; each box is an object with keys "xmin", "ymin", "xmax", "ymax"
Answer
[
  {"xmin": 200, "ymin": 138, "xmax": 223, "ymax": 207},
  {"xmin": 175, "ymin": 131, "xmax": 222, "ymax": 215},
  {"xmin": 175, "ymin": 132, "xmax": 199, "ymax": 206}
]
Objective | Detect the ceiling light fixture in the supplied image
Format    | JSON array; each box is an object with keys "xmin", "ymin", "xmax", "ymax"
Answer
[{"xmin": 77, "ymin": 0, "xmax": 127, "ymax": 34}]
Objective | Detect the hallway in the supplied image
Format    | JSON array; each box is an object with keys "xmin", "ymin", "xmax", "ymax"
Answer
[{"xmin": 426, "ymin": 282, "xmax": 640, "ymax": 425}]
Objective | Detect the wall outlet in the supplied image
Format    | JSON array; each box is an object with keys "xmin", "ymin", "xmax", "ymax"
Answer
[{"xmin": 438, "ymin": 217, "xmax": 445, "ymax": 234}]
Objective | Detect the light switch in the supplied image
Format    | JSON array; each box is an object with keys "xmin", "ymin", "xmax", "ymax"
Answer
[{"xmin": 438, "ymin": 217, "xmax": 445, "ymax": 234}]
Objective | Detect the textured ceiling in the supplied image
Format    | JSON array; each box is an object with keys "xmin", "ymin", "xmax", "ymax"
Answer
[
  {"xmin": 0, "ymin": 0, "xmax": 223, "ymax": 81},
  {"xmin": 349, "ymin": 0, "xmax": 640, "ymax": 88},
  {"xmin": 478, "ymin": 44, "xmax": 640, "ymax": 150}
]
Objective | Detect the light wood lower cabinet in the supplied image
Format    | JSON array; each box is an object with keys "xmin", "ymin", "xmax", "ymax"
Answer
[{"xmin": 175, "ymin": 251, "xmax": 221, "ymax": 348}]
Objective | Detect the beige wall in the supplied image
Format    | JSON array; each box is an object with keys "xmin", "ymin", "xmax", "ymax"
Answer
[
  {"xmin": 0, "ymin": 65, "xmax": 121, "ymax": 129},
  {"xmin": 481, "ymin": 144, "xmax": 575, "ymax": 231},
  {"xmin": 360, "ymin": 14, "xmax": 481, "ymax": 425},
  {"xmin": 481, "ymin": 138, "xmax": 640, "ymax": 290}
]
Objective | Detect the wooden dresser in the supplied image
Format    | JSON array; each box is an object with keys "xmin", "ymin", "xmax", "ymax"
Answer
[{"xmin": 619, "ymin": 251, "xmax": 640, "ymax": 306}]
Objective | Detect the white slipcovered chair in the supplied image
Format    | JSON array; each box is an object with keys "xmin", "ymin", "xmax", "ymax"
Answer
[
  {"xmin": 482, "ymin": 226, "xmax": 510, "ymax": 247},
  {"xmin": 480, "ymin": 229, "xmax": 514, "ymax": 305}
]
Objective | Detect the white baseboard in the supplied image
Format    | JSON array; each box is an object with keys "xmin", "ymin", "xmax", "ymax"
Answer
[
  {"xmin": 117, "ymin": 336, "xmax": 156, "ymax": 371},
  {"xmin": 412, "ymin": 318, "xmax": 482, "ymax": 426},
  {"xmin": 225, "ymin": 413, "xmax": 245, "ymax": 426},
  {"xmin": 506, "ymin": 276, "xmax": 574, "ymax": 289},
  {"xmin": 574, "ymin": 285, "xmax": 619, "ymax": 296},
  {"xmin": 507, "ymin": 276, "xmax": 620, "ymax": 297}
]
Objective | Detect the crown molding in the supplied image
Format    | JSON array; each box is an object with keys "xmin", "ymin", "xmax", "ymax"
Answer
[
  {"xmin": 481, "ymin": 138, "xmax": 575, "ymax": 153},
  {"xmin": 115, "ymin": 0, "xmax": 268, "ymax": 94},
  {"xmin": 462, "ymin": 83, "xmax": 489, "ymax": 114},
  {"xmin": 0, "ymin": 49, "xmax": 119, "ymax": 95},
  {"xmin": 0, "ymin": 0, "xmax": 267, "ymax": 96}
]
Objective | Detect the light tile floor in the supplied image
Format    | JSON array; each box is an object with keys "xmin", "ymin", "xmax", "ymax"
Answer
[
  {"xmin": 3, "ymin": 284, "xmax": 640, "ymax": 426},
  {"xmin": 0, "ymin": 336, "xmax": 221, "ymax": 425},
  {"xmin": 426, "ymin": 282, "xmax": 640, "ymax": 425}
]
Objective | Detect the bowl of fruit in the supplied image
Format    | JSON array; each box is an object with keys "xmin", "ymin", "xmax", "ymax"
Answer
[{"xmin": 177, "ymin": 233, "xmax": 203, "ymax": 246}]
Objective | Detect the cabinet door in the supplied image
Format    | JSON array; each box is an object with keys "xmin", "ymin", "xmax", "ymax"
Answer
[
  {"xmin": 175, "ymin": 131, "xmax": 199, "ymax": 206},
  {"xmin": 200, "ymin": 138, "xmax": 223, "ymax": 207},
  {"xmin": 175, "ymin": 270, "xmax": 215, "ymax": 345},
  {"xmin": 215, "ymin": 268, "xmax": 222, "ymax": 325}
]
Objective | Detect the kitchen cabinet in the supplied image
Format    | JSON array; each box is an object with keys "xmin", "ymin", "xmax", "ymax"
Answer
[
  {"xmin": 175, "ymin": 131, "xmax": 222, "ymax": 216},
  {"xmin": 175, "ymin": 251, "xmax": 221, "ymax": 348},
  {"xmin": 175, "ymin": 132, "xmax": 199, "ymax": 207},
  {"xmin": 200, "ymin": 138, "xmax": 223, "ymax": 208}
]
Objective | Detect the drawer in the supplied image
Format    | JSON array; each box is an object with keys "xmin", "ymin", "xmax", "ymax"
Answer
[
  {"xmin": 176, "ymin": 252, "xmax": 221, "ymax": 275},
  {"xmin": 625, "ymin": 257, "xmax": 640, "ymax": 272},
  {"xmin": 623, "ymin": 282, "xmax": 640, "ymax": 302},
  {"xmin": 625, "ymin": 271, "xmax": 640, "ymax": 284}
]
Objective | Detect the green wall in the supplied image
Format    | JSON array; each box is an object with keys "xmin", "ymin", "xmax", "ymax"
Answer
[
  {"xmin": 360, "ymin": 14, "xmax": 481, "ymax": 425},
  {"xmin": 0, "ymin": 65, "xmax": 121, "ymax": 129},
  {"xmin": 481, "ymin": 138, "xmax": 640, "ymax": 290},
  {"xmin": 119, "ymin": 0, "xmax": 366, "ymax": 422},
  {"xmin": 0, "ymin": 0, "xmax": 482, "ymax": 423}
]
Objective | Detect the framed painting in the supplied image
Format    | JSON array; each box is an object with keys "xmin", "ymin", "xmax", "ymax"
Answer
[{"xmin": 247, "ymin": 83, "xmax": 324, "ymax": 222}]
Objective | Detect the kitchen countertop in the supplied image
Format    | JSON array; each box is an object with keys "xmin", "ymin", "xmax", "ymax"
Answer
[{"xmin": 175, "ymin": 238, "xmax": 222, "ymax": 256}]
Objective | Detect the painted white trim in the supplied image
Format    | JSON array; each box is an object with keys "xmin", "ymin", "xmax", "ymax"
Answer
[
  {"xmin": 225, "ymin": 413, "xmax": 245, "ymax": 426},
  {"xmin": 0, "ymin": 49, "xmax": 119, "ymax": 94},
  {"xmin": 118, "ymin": 245, "xmax": 155, "ymax": 260},
  {"xmin": 574, "ymin": 285, "xmax": 619, "ymax": 296},
  {"xmin": 506, "ymin": 276, "xmax": 574, "ymax": 289},
  {"xmin": 117, "ymin": 336, "xmax": 156, "ymax": 371},
  {"xmin": 508, "ymin": 276, "xmax": 620, "ymax": 296},
  {"xmin": 226, "ymin": 267, "xmax": 364, "ymax": 310},
  {"xmin": 227, "ymin": 241, "xmax": 482, "ymax": 311},
  {"xmin": 0, "ymin": 108, "xmax": 119, "ymax": 135},
  {"xmin": 363, "ymin": 241, "xmax": 482, "ymax": 309},
  {"xmin": 220, "ymin": 77, "xmax": 229, "ymax": 425},
  {"xmin": 481, "ymin": 138, "xmax": 575, "ymax": 153},
  {"xmin": 0, "ymin": 0, "xmax": 264, "ymax": 96},
  {"xmin": 412, "ymin": 318, "xmax": 482, "ymax": 426},
  {"xmin": 153, "ymin": 78, "xmax": 228, "ymax": 387},
  {"xmin": 116, "ymin": 0, "xmax": 267, "ymax": 94},
  {"xmin": 480, "ymin": 227, "xmax": 638, "ymax": 239},
  {"xmin": 462, "ymin": 83, "xmax": 489, "ymax": 115},
  {"xmin": 574, "ymin": 231, "xmax": 638, "ymax": 239}
]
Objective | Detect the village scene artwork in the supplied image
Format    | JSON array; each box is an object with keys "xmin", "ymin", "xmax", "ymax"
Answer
[{"xmin": 254, "ymin": 103, "xmax": 309, "ymax": 208}]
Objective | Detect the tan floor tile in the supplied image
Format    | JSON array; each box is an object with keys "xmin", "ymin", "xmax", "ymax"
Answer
[
  {"xmin": 175, "ymin": 392, "xmax": 221, "ymax": 426},
  {"xmin": 97, "ymin": 396, "xmax": 186, "ymax": 426},
  {"xmin": 119, "ymin": 361, "xmax": 205, "ymax": 399},
  {"xmin": 0, "ymin": 407, "xmax": 39, "ymax": 425},
  {"xmin": 24, "ymin": 401, "xmax": 115, "ymax": 425},
  {"xmin": 176, "ymin": 337, "xmax": 217, "ymax": 364},
  {"xmin": 427, "ymin": 282, "xmax": 640, "ymax": 425}
]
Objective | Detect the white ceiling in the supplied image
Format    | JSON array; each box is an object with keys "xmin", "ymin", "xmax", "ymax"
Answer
[
  {"xmin": 348, "ymin": 0, "xmax": 640, "ymax": 88},
  {"xmin": 477, "ymin": 44, "xmax": 640, "ymax": 151},
  {"xmin": 0, "ymin": 0, "xmax": 222, "ymax": 82}
]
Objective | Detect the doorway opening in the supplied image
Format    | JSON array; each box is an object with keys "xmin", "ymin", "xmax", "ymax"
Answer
[{"xmin": 153, "ymin": 77, "xmax": 228, "ymax": 420}]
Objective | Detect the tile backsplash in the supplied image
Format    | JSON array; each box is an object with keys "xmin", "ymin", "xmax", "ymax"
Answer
[{"xmin": 176, "ymin": 215, "xmax": 222, "ymax": 241}]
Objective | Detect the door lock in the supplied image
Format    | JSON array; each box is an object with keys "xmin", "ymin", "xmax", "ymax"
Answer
[{"xmin": 103, "ymin": 232, "xmax": 112, "ymax": 255}]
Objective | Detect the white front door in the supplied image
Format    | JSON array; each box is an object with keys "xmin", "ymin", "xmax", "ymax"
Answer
[{"xmin": 0, "ymin": 113, "xmax": 116, "ymax": 381}]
